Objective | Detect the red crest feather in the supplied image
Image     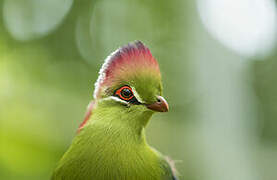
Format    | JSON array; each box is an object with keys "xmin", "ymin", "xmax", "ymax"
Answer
[{"xmin": 94, "ymin": 41, "xmax": 160, "ymax": 99}]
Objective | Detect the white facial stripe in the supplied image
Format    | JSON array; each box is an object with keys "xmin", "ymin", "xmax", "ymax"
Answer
[
  {"xmin": 131, "ymin": 87, "xmax": 145, "ymax": 104},
  {"xmin": 101, "ymin": 96, "xmax": 128, "ymax": 105}
]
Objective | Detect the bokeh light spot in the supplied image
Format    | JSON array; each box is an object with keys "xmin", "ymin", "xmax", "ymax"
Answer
[
  {"xmin": 197, "ymin": 0, "xmax": 277, "ymax": 58},
  {"xmin": 3, "ymin": 0, "xmax": 73, "ymax": 41}
]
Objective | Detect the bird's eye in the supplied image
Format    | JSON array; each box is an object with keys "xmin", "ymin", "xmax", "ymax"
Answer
[
  {"xmin": 115, "ymin": 86, "xmax": 134, "ymax": 101},
  {"xmin": 121, "ymin": 88, "xmax": 132, "ymax": 98}
]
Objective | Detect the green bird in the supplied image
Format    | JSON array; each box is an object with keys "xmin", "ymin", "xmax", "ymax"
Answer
[{"xmin": 52, "ymin": 41, "xmax": 178, "ymax": 180}]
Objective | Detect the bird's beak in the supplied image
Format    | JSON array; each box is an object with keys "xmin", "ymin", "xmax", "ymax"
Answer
[{"xmin": 146, "ymin": 96, "xmax": 169, "ymax": 112}]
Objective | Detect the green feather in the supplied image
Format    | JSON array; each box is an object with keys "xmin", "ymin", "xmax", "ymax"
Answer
[
  {"xmin": 52, "ymin": 99, "xmax": 176, "ymax": 180},
  {"xmin": 52, "ymin": 41, "xmax": 177, "ymax": 180}
]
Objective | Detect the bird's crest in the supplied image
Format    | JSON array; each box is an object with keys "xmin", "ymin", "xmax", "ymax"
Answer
[{"xmin": 94, "ymin": 41, "xmax": 160, "ymax": 99}]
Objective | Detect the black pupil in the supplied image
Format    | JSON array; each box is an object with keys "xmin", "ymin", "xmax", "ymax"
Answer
[{"xmin": 121, "ymin": 88, "xmax": 132, "ymax": 98}]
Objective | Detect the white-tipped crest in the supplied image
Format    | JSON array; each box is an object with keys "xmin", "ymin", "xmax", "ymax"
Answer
[{"xmin": 93, "ymin": 48, "xmax": 120, "ymax": 99}]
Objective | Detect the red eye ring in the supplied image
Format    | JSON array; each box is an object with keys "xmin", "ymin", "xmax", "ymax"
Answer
[{"xmin": 115, "ymin": 86, "xmax": 134, "ymax": 101}]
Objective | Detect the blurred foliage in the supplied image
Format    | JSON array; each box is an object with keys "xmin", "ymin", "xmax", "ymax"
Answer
[
  {"xmin": 253, "ymin": 54, "xmax": 277, "ymax": 143},
  {"xmin": 1, "ymin": 0, "xmax": 277, "ymax": 180}
]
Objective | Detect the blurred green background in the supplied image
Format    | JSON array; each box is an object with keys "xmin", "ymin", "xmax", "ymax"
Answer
[{"xmin": 1, "ymin": 0, "xmax": 277, "ymax": 180}]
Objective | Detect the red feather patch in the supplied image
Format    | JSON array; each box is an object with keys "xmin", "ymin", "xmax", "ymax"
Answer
[
  {"xmin": 94, "ymin": 41, "xmax": 160, "ymax": 99},
  {"xmin": 77, "ymin": 100, "xmax": 95, "ymax": 133}
]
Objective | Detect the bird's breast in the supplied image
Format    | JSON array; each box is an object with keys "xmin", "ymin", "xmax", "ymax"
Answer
[{"xmin": 59, "ymin": 124, "xmax": 165, "ymax": 180}]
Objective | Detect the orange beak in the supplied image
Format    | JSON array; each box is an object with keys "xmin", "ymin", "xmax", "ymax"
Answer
[{"xmin": 146, "ymin": 96, "xmax": 169, "ymax": 112}]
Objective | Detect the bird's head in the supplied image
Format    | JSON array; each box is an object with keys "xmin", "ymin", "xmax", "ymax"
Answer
[{"xmin": 93, "ymin": 41, "xmax": 168, "ymax": 127}]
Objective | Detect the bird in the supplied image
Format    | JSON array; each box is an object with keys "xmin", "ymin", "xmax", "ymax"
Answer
[{"xmin": 52, "ymin": 41, "xmax": 178, "ymax": 180}]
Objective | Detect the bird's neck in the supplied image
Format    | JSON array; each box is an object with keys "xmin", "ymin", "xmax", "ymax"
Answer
[
  {"xmin": 87, "ymin": 100, "xmax": 154, "ymax": 139},
  {"xmin": 67, "ymin": 103, "xmax": 162, "ymax": 179},
  {"xmin": 75, "ymin": 123, "xmax": 162, "ymax": 179}
]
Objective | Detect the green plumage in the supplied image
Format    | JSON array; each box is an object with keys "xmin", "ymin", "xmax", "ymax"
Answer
[{"xmin": 52, "ymin": 41, "xmax": 177, "ymax": 180}]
